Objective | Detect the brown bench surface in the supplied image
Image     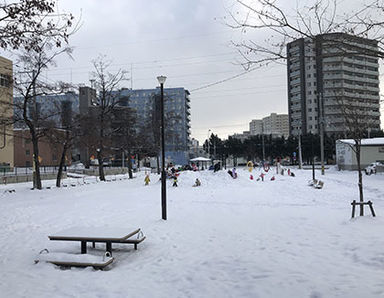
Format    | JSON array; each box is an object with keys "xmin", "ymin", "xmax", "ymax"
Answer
[{"xmin": 49, "ymin": 227, "xmax": 141, "ymax": 242}]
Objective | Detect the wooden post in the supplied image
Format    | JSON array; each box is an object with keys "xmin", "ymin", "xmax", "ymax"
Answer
[
  {"xmin": 351, "ymin": 200, "xmax": 356, "ymax": 218},
  {"xmin": 81, "ymin": 241, "xmax": 87, "ymax": 254}
]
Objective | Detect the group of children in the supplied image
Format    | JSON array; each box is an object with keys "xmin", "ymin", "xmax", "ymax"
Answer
[{"xmin": 144, "ymin": 172, "xmax": 201, "ymax": 188}]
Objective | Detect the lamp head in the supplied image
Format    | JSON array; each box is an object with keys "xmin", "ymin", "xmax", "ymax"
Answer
[{"xmin": 157, "ymin": 75, "xmax": 167, "ymax": 85}]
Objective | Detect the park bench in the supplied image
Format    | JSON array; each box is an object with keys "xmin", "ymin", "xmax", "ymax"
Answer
[
  {"xmin": 49, "ymin": 227, "xmax": 146, "ymax": 256},
  {"xmin": 308, "ymin": 179, "xmax": 324, "ymax": 189},
  {"xmin": 314, "ymin": 180, "xmax": 324, "ymax": 189},
  {"xmin": 35, "ymin": 250, "xmax": 114, "ymax": 269}
]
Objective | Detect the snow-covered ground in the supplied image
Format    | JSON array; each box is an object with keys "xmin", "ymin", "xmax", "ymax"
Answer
[{"xmin": 0, "ymin": 167, "xmax": 383, "ymax": 298}]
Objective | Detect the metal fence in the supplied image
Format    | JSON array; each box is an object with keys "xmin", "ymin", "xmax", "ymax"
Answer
[{"xmin": 0, "ymin": 166, "xmax": 67, "ymax": 176}]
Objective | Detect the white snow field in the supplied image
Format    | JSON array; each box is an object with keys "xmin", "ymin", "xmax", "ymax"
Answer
[{"xmin": 0, "ymin": 167, "xmax": 383, "ymax": 298}]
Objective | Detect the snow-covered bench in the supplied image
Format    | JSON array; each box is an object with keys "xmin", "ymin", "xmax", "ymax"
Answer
[
  {"xmin": 35, "ymin": 250, "xmax": 114, "ymax": 269},
  {"xmin": 308, "ymin": 179, "xmax": 324, "ymax": 189},
  {"xmin": 49, "ymin": 227, "xmax": 146, "ymax": 256},
  {"xmin": 314, "ymin": 180, "xmax": 324, "ymax": 189}
]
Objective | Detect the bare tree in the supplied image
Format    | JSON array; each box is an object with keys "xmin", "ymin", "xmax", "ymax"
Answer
[
  {"xmin": 111, "ymin": 106, "xmax": 137, "ymax": 178},
  {"xmin": 227, "ymin": 0, "xmax": 384, "ymax": 67},
  {"xmin": 88, "ymin": 55, "xmax": 128, "ymax": 181},
  {"xmin": 9, "ymin": 44, "xmax": 72, "ymax": 189},
  {"xmin": 228, "ymin": 0, "xmax": 383, "ymax": 216},
  {"xmin": 44, "ymin": 95, "xmax": 79, "ymax": 187},
  {"xmin": 335, "ymin": 94, "xmax": 377, "ymax": 215},
  {"xmin": 0, "ymin": 0, "xmax": 75, "ymax": 51}
]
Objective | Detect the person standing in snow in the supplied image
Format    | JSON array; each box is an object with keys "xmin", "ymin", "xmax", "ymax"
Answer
[
  {"xmin": 144, "ymin": 173, "xmax": 150, "ymax": 185},
  {"xmin": 172, "ymin": 176, "xmax": 178, "ymax": 187},
  {"xmin": 232, "ymin": 168, "xmax": 238, "ymax": 179}
]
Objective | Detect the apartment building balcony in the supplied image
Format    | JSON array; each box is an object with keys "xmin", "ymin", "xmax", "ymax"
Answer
[{"xmin": 289, "ymin": 70, "xmax": 301, "ymax": 77}]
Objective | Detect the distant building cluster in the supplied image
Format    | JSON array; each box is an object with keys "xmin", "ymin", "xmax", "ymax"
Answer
[
  {"xmin": 0, "ymin": 56, "xmax": 191, "ymax": 168},
  {"xmin": 249, "ymin": 113, "xmax": 289, "ymax": 137},
  {"xmin": 0, "ymin": 32, "xmax": 383, "ymax": 171},
  {"xmin": 231, "ymin": 113, "xmax": 289, "ymax": 140},
  {"xmin": 230, "ymin": 33, "xmax": 381, "ymax": 143}
]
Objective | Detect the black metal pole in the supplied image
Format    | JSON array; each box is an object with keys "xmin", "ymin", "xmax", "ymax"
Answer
[
  {"xmin": 160, "ymin": 83, "xmax": 167, "ymax": 220},
  {"xmin": 311, "ymin": 134, "xmax": 315, "ymax": 180}
]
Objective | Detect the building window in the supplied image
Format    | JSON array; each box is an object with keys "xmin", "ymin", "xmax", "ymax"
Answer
[
  {"xmin": 0, "ymin": 74, "xmax": 10, "ymax": 88},
  {"xmin": 26, "ymin": 149, "xmax": 30, "ymax": 156}
]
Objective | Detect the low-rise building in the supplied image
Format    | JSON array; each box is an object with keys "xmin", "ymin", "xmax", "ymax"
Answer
[
  {"xmin": 231, "ymin": 131, "xmax": 251, "ymax": 142},
  {"xmin": 13, "ymin": 129, "xmax": 72, "ymax": 167},
  {"xmin": 0, "ymin": 56, "xmax": 13, "ymax": 169},
  {"xmin": 336, "ymin": 137, "xmax": 384, "ymax": 170}
]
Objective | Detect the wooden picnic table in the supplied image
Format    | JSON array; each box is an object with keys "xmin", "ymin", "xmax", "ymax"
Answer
[{"xmin": 49, "ymin": 227, "xmax": 146, "ymax": 255}]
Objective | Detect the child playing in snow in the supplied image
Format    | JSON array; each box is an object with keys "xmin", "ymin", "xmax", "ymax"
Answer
[
  {"xmin": 172, "ymin": 177, "xmax": 178, "ymax": 187},
  {"xmin": 259, "ymin": 172, "xmax": 265, "ymax": 181},
  {"xmin": 193, "ymin": 178, "xmax": 201, "ymax": 187},
  {"xmin": 232, "ymin": 168, "xmax": 238, "ymax": 179},
  {"xmin": 144, "ymin": 173, "xmax": 150, "ymax": 185}
]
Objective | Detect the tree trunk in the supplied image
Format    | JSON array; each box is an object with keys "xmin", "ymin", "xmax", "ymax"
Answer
[
  {"xmin": 31, "ymin": 132, "xmax": 42, "ymax": 190},
  {"xmin": 355, "ymin": 140, "xmax": 364, "ymax": 216},
  {"xmin": 156, "ymin": 154, "xmax": 160, "ymax": 174},
  {"xmin": 97, "ymin": 149, "xmax": 105, "ymax": 181},
  {"xmin": 137, "ymin": 153, "xmax": 140, "ymax": 171},
  {"xmin": 127, "ymin": 152, "xmax": 133, "ymax": 179},
  {"xmin": 56, "ymin": 142, "xmax": 69, "ymax": 187}
]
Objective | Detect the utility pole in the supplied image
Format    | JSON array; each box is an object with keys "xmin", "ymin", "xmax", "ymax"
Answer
[
  {"xmin": 319, "ymin": 92, "xmax": 325, "ymax": 175},
  {"xmin": 158, "ymin": 76, "xmax": 167, "ymax": 220},
  {"xmin": 32, "ymin": 69, "xmax": 37, "ymax": 189},
  {"xmin": 298, "ymin": 133, "xmax": 303, "ymax": 169},
  {"xmin": 207, "ymin": 129, "xmax": 211, "ymax": 159},
  {"xmin": 315, "ymin": 36, "xmax": 325, "ymax": 176},
  {"xmin": 262, "ymin": 126, "xmax": 265, "ymax": 161}
]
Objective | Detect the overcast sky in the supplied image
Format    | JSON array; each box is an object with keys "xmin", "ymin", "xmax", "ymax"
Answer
[{"xmin": 9, "ymin": 0, "xmax": 384, "ymax": 143}]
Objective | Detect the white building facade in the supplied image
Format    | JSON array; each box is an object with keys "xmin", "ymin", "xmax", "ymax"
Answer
[
  {"xmin": 287, "ymin": 33, "xmax": 381, "ymax": 136},
  {"xmin": 249, "ymin": 113, "xmax": 289, "ymax": 138},
  {"xmin": 336, "ymin": 137, "xmax": 384, "ymax": 170}
]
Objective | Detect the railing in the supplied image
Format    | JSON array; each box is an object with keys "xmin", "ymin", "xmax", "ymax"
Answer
[{"xmin": 0, "ymin": 166, "xmax": 67, "ymax": 176}]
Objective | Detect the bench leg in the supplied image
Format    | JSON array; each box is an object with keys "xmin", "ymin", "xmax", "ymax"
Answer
[
  {"xmin": 134, "ymin": 243, "xmax": 137, "ymax": 250},
  {"xmin": 368, "ymin": 201, "xmax": 376, "ymax": 217},
  {"xmin": 92, "ymin": 241, "xmax": 95, "ymax": 248},
  {"xmin": 106, "ymin": 242, "xmax": 112, "ymax": 256},
  {"xmin": 81, "ymin": 241, "xmax": 87, "ymax": 254}
]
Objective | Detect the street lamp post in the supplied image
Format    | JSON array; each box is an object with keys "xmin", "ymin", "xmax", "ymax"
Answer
[
  {"xmin": 157, "ymin": 75, "xmax": 167, "ymax": 220},
  {"xmin": 207, "ymin": 129, "xmax": 211, "ymax": 159}
]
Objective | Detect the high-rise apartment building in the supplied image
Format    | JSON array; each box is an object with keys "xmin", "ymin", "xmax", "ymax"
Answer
[
  {"xmin": 79, "ymin": 86, "xmax": 191, "ymax": 165},
  {"xmin": 287, "ymin": 33, "xmax": 381, "ymax": 136},
  {"xmin": 249, "ymin": 113, "xmax": 289, "ymax": 138},
  {"xmin": 0, "ymin": 56, "xmax": 13, "ymax": 168},
  {"xmin": 119, "ymin": 87, "xmax": 191, "ymax": 165},
  {"xmin": 249, "ymin": 119, "xmax": 262, "ymax": 135}
]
